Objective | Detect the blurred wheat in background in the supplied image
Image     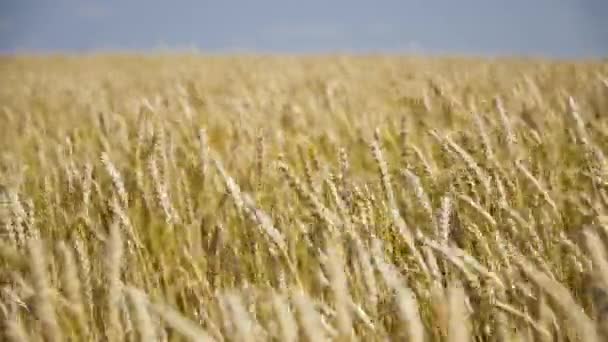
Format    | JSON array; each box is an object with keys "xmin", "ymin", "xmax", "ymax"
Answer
[{"xmin": 1, "ymin": 55, "xmax": 608, "ymax": 341}]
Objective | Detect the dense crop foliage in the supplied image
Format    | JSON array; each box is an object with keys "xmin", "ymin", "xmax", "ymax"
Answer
[{"xmin": 1, "ymin": 55, "xmax": 608, "ymax": 341}]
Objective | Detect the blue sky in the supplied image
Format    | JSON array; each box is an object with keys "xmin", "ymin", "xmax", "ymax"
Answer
[{"xmin": 1, "ymin": 0, "xmax": 607, "ymax": 57}]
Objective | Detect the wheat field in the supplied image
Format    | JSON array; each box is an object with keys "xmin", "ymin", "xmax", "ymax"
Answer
[{"xmin": 1, "ymin": 54, "xmax": 608, "ymax": 341}]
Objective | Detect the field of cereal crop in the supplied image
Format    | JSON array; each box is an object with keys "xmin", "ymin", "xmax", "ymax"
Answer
[{"xmin": 1, "ymin": 54, "xmax": 608, "ymax": 341}]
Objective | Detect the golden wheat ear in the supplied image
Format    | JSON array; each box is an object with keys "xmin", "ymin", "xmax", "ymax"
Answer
[
  {"xmin": 515, "ymin": 255, "xmax": 600, "ymax": 342},
  {"xmin": 584, "ymin": 229, "xmax": 608, "ymax": 338}
]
